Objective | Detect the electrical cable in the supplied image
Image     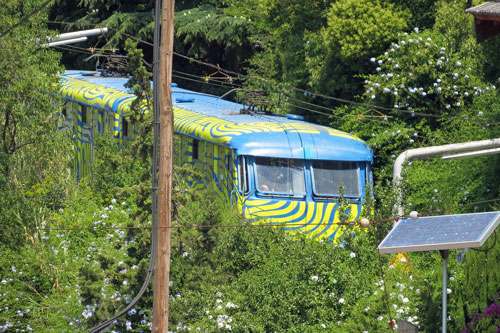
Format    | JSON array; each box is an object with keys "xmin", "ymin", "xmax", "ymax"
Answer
[
  {"xmin": 0, "ymin": 0, "xmax": 53, "ymax": 39},
  {"xmin": 47, "ymin": 20, "xmax": 500, "ymax": 127},
  {"xmin": 470, "ymin": 230, "xmax": 497, "ymax": 252},
  {"xmin": 88, "ymin": 0, "xmax": 162, "ymax": 331}
]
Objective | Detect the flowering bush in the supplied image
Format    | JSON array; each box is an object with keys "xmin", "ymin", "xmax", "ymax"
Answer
[
  {"xmin": 463, "ymin": 296, "xmax": 500, "ymax": 333},
  {"xmin": 364, "ymin": 28, "xmax": 496, "ymax": 122}
]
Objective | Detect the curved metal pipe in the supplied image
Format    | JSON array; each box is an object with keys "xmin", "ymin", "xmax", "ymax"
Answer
[{"xmin": 393, "ymin": 137, "xmax": 500, "ymax": 216}]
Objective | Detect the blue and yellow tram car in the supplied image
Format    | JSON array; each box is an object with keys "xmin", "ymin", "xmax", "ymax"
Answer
[{"xmin": 57, "ymin": 70, "xmax": 373, "ymax": 244}]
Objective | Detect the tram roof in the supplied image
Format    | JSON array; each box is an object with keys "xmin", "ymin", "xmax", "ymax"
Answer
[{"xmin": 59, "ymin": 70, "xmax": 373, "ymax": 162}]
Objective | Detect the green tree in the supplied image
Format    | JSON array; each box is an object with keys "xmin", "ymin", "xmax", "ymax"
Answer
[
  {"xmin": 305, "ymin": 0, "xmax": 409, "ymax": 100},
  {"xmin": 0, "ymin": 0, "xmax": 71, "ymax": 247}
]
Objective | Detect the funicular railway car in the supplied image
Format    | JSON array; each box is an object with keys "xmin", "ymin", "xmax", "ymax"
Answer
[{"xmin": 57, "ymin": 70, "xmax": 373, "ymax": 244}]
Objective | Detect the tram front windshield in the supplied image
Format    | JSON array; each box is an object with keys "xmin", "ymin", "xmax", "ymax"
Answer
[
  {"xmin": 312, "ymin": 160, "xmax": 360, "ymax": 197},
  {"xmin": 255, "ymin": 157, "xmax": 305, "ymax": 195}
]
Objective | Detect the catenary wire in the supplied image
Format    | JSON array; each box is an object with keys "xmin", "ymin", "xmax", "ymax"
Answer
[{"xmin": 46, "ymin": 20, "xmax": 500, "ymax": 127}]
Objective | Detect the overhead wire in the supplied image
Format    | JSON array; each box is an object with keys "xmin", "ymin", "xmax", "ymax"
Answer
[
  {"xmin": 5, "ymin": 194, "xmax": 500, "ymax": 233},
  {"xmin": 46, "ymin": 20, "xmax": 500, "ymax": 127}
]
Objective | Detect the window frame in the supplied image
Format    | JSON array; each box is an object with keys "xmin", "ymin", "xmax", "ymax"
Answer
[
  {"xmin": 253, "ymin": 156, "xmax": 306, "ymax": 197},
  {"xmin": 310, "ymin": 160, "xmax": 362, "ymax": 199}
]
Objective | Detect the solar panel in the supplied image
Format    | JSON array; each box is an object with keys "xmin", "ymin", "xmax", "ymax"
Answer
[{"xmin": 378, "ymin": 211, "xmax": 500, "ymax": 254}]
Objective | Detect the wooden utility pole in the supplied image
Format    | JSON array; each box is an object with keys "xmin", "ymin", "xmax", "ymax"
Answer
[{"xmin": 153, "ymin": 0, "xmax": 175, "ymax": 331}]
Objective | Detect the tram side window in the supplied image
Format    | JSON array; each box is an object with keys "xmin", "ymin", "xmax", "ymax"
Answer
[
  {"xmin": 311, "ymin": 160, "xmax": 360, "ymax": 197},
  {"xmin": 206, "ymin": 143, "xmax": 214, "ymax": 181},
  {"xmin": 192, "ymin": 139, "xmax": 199, "ymax": 160},
  {"xmin": 192, "ymin": 139, "xmax": 205, "ymax": 182},
  {"xmin": 254, "ymin": 157, "xmax": 305, "ymax": 195},
  {"xmin": 122, "ymin": 118, "xmax": 128, "ymax": 138},
  {"xmin": 61, "ymin": 103, "xmax": 73, "ymax": 131},
  {"xmin": 81, "ymin": 105, "xmax": 87, "ymax": 124},
  {"xmin": 237, "ymin": 156, "xmax": 249, "ymax": 194},
  {"xmin": 227, "ymin": 149, "xmax": 234, "ymax": 192}
]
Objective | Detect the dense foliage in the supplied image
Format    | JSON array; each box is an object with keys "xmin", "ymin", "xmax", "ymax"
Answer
[{"xmin": 1, "ymin": 0, "xmax": 500, "ymax": 331}]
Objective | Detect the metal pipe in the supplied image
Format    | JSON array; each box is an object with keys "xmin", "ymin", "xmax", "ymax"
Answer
[
  {"xmin": 45, "ymin": 36, "xmax": 87, "ymax": 47},
  {"xmin": 442, "ymin": 147, "xmax": 500, "ymax": 160},
  {"xmin": 393, "ymin": 137, "xmax": 500, "ymax": 216},
  {"xmin": 50, "ymin": 27, "xmax": 108, "ymax": 42}
]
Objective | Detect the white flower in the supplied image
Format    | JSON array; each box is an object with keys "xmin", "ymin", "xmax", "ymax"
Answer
[
  {"xmin": 226, "ymin": 302, "xmax": 237, "ymax": 308},
  {"xmin": 338, "ymin": 298, "xmax": 345, "ymax": 304},
  {"xmin": 350, "ymin": 252, "xmax": 356, "ymax": 258},
  {"xmin": 311, "ymin": 275, "xmax": 319, "ymax": 281},
  {"xmin": 370, "ymin": 57, "xmax": 376, "ymax": 63},
  {"xmin": 456, "ymin": 61, "xmax": 462, "ymax": 66},
  {"xmin": 447, "ymin": 288, "xmax": 452, "ymax": 294},
  {"xmin": 414, "ymin": 27, "xmax": 419, "ymax": 33},
  {"xmin": 378, "ymin": 59, "xmax": 383, "ymax": 65},
  {"xmin": 321, "ymin": 323, "xmax": 326, "ymax": 328}
]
